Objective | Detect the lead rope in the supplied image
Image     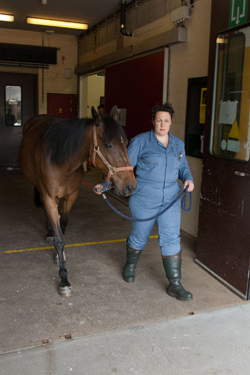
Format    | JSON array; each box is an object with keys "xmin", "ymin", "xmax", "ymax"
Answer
[{"xmin": 100, "ymin": 188, "xmax": 192, "ymax": 222}]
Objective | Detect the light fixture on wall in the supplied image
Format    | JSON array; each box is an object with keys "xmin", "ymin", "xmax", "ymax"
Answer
[
  {"xmin": 26, "ymin": 17, "xmax": 88, "ymax": 30},
  {"xmin": 0, "ymin": 14, "xmax": 14, "ymax": 22}
]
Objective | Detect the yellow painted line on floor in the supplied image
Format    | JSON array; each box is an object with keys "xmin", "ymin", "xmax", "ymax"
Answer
[{"xmin": 2, "ymin": 236, "xmax": 158, "ymax": 254}]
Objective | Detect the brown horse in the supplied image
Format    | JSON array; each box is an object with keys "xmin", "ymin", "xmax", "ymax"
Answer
[{"xmin": 18, "ymin": 107, "xmax": 136, "ymax": 296}]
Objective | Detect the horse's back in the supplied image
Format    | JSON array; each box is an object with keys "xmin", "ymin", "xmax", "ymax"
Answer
[
  {"xmin": 19, "ymin": 114, "xmax": 84, "ymax": 193},
  {"xmin": 20, "ymin": 115, "xmax": 51, "ymax": 155},
  {"xmin": 23, "ymin": 114, "xmax": 56, "ymax": 135},
  {"xmin": 19, "ymin": 115, "xmax": 55, "ymax": 184}
]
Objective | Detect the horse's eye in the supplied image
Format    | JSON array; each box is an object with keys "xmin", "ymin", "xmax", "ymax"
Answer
[{"xmin": 105, "ymin": 143, "xmax": 113, "ymax": 149}]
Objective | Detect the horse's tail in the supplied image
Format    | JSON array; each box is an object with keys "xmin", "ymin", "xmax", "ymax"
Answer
[{"xmin": 34, "ymin": 187, "xmax": 42, "ymax": 207}]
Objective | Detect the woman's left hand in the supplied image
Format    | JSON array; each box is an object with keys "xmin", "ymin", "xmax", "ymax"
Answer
[{"xmin": 183, "ymin": 180, "xmax": 194, "ymax": 192}]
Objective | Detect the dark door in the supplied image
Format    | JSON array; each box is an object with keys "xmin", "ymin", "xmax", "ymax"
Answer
[
  {"xmin": 105, "ymin": 49, "xmax": 166, "ymax": 140},
  {"xmin": 0, "ymin": 72, "xmax": 37, "ymax": 170},
  {"xmin": 47, "ymin": 93, "xmax": 78, "ymax": 119},
  {"xmin": 196, "ymin": 3, "xmax": 250, "ymax": 299}
]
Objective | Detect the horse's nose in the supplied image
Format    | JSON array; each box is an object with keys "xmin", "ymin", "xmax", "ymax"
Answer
[{"xmin": 123, "ymin": 183, "xmax": 135, "ymax": 197}]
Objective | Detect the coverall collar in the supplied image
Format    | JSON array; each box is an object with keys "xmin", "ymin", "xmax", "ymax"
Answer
[{"xmin": 150, "ymin": 129, "xmax": 174, "ymax": 150}]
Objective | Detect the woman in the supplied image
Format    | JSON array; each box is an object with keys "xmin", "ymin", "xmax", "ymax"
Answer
[{"xmin": 95, "ymin": 103, "xmax": 194, "ymax": 301}]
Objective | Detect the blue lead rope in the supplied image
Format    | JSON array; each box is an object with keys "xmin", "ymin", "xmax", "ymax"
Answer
[{"xmin": 101, "ymin": 188, "xmax": 192, "ymax": 222}]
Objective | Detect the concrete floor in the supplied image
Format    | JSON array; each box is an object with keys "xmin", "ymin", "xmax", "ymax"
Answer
[{"xmin": 0, "ymin": 169, "xmax": 249, "ymax": 374}]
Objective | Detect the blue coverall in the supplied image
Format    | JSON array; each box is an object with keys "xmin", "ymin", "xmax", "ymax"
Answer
[{"xmin": 127, "ymin": 129, "xmax": 193, "ymax": 256}]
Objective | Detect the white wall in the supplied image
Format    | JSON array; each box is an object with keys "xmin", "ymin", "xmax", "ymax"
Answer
[
  {"xmin": 0, "ymin": 28, "xmax": 78, "ymax": 114},
  {"xmin": 168, "ymin": 0, "xmax": 212, "ymax": 237}
]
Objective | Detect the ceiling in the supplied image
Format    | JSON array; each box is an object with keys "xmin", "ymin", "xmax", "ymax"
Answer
[{"xmin": 0, "ymin": 0, "xmax": 124, "ymax": 37}]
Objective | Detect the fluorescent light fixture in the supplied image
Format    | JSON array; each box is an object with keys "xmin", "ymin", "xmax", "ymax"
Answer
[
  {"xmin": 0, "ymin": 14, "xmax": 14, "ymax": 22},
  {"xmin": 27, "ymin": 17, "xmax": 88, "ymax": 30}
]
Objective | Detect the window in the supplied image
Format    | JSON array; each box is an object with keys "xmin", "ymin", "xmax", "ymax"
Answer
[
  {"xmin": 185, "ymin": 77, "xmax": 207, "ymax": 158},
  {"xmin": 210, "ymin": 24, "xmax": 250, "ymax": 161},
  {"xmin": 5, "ymin": 85, "xmax": 22, "ymax": 126}
]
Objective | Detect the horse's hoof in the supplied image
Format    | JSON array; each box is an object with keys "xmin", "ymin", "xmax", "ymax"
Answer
[
  {"xmin": 46, "ymin": 236, "xmax": 54, "ymax": 244},
  {"xmin": 54, "ymin": 252, "xmax": 66, "ymax": 264},
  {"xmin": 59, "ymin": 285, "xmax": 73, "ymax": 297}
]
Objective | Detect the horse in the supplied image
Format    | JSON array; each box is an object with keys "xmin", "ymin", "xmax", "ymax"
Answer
[{"xmin": 18, "ymin": 107, "xmax": 136, "ymax": 296}]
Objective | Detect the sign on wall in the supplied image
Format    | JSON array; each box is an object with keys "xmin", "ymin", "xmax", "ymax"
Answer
[{"xmin": 229, "ymin": 0, "xmax": 248, "ymax": 28}]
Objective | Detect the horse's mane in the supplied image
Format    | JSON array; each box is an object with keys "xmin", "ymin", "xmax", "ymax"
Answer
[
  {"xmin": 42, "ymin": 115, "xmax": 127, "ymax": 165},
  {"xmin": 41, "ymin": 118, "xmax": 91, "ymax": 164}
]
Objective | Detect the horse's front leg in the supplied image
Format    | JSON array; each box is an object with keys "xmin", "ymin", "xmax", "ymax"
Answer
[
  {"xmin": 44, "ymin": 207, "xmax": 66, "ymax": 263},
  {"xmin": 43, "ymin": 197, "xmax": 73, "ymax": 297},
  {"xmin": 44, "ymin": 209, "xmax": 54, "ymax": 244},
  {"xmin": 34, "ymin": 187, "xmax": 54, "ymax": 244},
  {"xmin": 59, "ymin": 190, "xmax": 79, "ymax": 234}
]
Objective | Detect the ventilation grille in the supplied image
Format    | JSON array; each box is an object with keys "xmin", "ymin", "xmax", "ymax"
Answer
[{"xmin": 0, "ymin": 43, "xmax": 57, "ymax": 66}]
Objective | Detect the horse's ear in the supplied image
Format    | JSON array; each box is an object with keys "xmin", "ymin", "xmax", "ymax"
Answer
[
  {"xmin": 110, "ymin": 105, "xmax": 119, "ymax": 122},
  {"xmin": 91, "ymin": 106, "xmax": 98, "ymax": 121}
]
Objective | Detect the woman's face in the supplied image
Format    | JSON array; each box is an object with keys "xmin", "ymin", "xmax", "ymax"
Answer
[{"xmin": 153, "ymin": 111, "xmax": 172, "ymax": 137}]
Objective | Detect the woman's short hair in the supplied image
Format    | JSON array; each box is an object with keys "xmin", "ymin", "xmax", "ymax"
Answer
[{"xmin": 151, "ymin": 103, "xmax": 175, "ymax": 120}]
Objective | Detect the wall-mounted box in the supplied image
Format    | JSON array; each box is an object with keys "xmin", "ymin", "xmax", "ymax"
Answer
[{"xmin": 171, "ymin": 6, "xmax": 190, "ymax": 24}]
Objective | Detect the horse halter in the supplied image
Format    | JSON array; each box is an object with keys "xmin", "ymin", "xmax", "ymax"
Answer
[{"xmin": 92, "ymin": 124, "xmax": 133, "ymax": 185}]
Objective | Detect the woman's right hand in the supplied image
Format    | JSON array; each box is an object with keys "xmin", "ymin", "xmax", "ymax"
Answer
[{"xmin": 93, "ymin": 184, "xmax": 104, "ymax": 195}]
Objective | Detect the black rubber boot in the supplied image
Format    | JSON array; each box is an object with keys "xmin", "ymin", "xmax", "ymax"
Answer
[
  {"xmin": 162, "ymin": 252, "xmax": 193, "ymax": 301},
  {"xmin": 123, "ymin": 243, "xmax": 142, "ymax": 283}
]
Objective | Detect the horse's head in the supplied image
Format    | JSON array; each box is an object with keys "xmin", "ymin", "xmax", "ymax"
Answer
[{"xmin": 90, "ymin": 106, "xmax": 136, "ymax": 197}]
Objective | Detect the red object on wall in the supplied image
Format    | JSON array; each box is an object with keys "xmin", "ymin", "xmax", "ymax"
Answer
[
  {"xmin": 47, "ymin": 93, "xmax": 78, "ymax": 119},
  {"xmin": 105, "ymin": 50, "xmax": 165, "ymax": 141}
]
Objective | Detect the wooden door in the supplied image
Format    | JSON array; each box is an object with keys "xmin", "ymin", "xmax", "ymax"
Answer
[{"xmin": 196, "ymin": 1, "xmax": 250, "ymax": 299}]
